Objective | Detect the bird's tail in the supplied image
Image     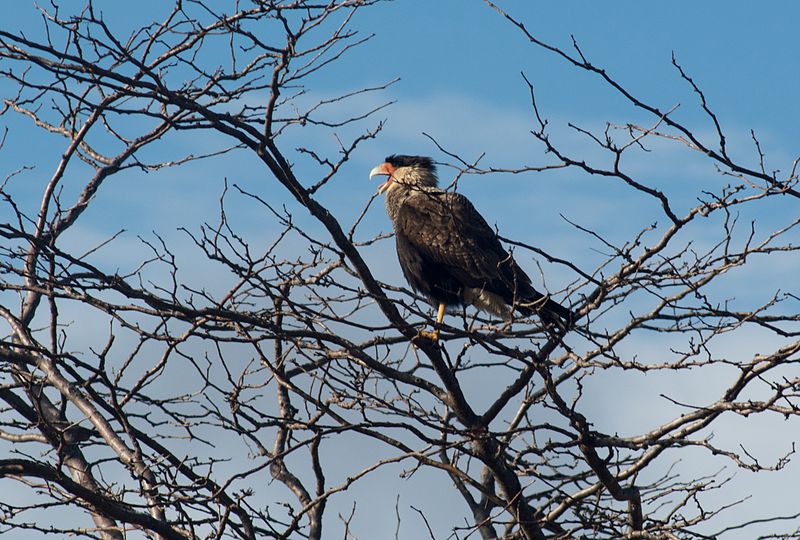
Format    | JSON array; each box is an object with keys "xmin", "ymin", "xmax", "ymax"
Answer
[{"xmin": 518, "ymin": 293, "xmax": 575, "ymax": 331}]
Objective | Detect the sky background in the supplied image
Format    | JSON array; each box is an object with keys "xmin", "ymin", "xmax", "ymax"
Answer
[{"xmin": 2, "ymin": 1, "xmax": 800, "ymax": 538}]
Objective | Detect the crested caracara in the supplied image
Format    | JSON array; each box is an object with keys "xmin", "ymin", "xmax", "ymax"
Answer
[{"xmin": 370, "ymin": 155, "xmax": 574, "ymax": 340}]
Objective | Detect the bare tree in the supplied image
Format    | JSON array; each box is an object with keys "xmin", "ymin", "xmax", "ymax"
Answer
[{"xmin": 1, "ymin": 1, "xmax": 799, "ymax": 539}]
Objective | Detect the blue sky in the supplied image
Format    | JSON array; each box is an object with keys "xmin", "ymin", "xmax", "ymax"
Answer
[
  {"xmin": 350, "ymin": 1, "xmax": 800, "ymax": 133},
  {"xmin": 6, "ymin": 0, "xmax": 799, "ymax": 243},
  {"xmin": 2, "ymin": 1, "xmax": 800, "ymax": 538}
]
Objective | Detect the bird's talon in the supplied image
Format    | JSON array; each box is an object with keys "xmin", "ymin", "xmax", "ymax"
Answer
[{"xmin": 415, "ymin": 329, "xmax": 440, "ymax": 342}]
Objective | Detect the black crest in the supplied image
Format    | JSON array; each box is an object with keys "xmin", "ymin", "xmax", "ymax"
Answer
[{"xmin": 385, "ymin": 155, "xmax": 436, "ymax": 173}]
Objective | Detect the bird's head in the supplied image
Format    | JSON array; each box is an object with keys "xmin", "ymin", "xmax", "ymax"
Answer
[{"xmin": 369, "ymin": 155, "xmax": 438, "ymax": 194}]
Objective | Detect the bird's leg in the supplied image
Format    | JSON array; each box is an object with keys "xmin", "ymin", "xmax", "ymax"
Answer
[{"xmin": 418, "ymin": 302, "xmax": 446, "ymax": 341}]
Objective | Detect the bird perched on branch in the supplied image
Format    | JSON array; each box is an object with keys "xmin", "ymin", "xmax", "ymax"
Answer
[{"xmin": 370, "ymin": 155, "xmax": 574, "ymax": 340}]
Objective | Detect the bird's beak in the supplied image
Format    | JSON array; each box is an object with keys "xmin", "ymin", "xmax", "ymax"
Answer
[{"xmin": 369, "ymin": 162, "xmax": 395, "ymax": 194}]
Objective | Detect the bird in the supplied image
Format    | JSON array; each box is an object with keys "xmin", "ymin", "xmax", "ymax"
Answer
[{"xmin": 370, "ymin": 154, "xmax": 574, "ymax": 340}]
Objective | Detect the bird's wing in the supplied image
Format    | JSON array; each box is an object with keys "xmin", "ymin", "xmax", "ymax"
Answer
[
  {"xmin": 394, "ymin": 189, "xmax": 574, "ymax": 325},
  {"xmin": 394, "ymin": 190, "xmax": 516, "ymax": 286}
]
